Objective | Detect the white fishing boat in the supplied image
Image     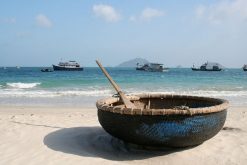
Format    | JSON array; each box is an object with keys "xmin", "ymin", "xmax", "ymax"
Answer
[
  {"xmin": 52, "ymin": 61, "xmax": 83, "ymax": 71},
  {"xmin": 136, "ymin": 63, "xmax": 168, "ymax": 72},
  {"xmin": 243, "ymin": 64, "xmax": 247, "ymax": 71},
  {"xmin": 192, "ymin": 62, "xmax": 223, "ymax": 71}
]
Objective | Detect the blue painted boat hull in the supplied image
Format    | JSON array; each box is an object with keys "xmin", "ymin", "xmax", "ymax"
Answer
[{"xmin": 98, "ymin": 110, "xmax": 227, "ymax": 147}]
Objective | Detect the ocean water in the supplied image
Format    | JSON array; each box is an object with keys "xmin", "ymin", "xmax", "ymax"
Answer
[{"xmin": 0, "ymin": 67, "xmax": 247, "ymax": 107}]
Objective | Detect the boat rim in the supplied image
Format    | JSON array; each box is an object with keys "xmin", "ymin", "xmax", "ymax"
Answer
[{"xmin": 96, "ymin": 93, "xmax": 229, "ymax": 116}]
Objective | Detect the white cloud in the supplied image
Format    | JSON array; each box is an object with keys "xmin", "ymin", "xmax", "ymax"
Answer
[
  {"xmin": 140, "ymin": 8, "xmax": 164, "ymax": 21},
  {"xmin": 195, "ymin": 0, "xmax": 247, "ymax": 24},
  {"xmin": 93, "ymin": 4, "xmax": 121, "ymax": 22},
  {"xmin": 35, "ymin": 14, "xmax": 52, "ymax": 28},
  {"xmin": 130, "ymin": 8, "xmax": 164, "ymax": 22},
  {"xmin": 195, "ymin": 5, "xmax": 206, "ymax": 19}
]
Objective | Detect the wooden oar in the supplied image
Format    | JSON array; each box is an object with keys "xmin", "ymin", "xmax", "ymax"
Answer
[{"xmin": 96, "ymin": 60, "xmax": 136, "ymax": 109}]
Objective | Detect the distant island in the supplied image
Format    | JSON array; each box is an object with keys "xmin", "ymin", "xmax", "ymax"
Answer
[{"xmin": 117, "ymin": 58, "xmax": 149, "ymax": 67}]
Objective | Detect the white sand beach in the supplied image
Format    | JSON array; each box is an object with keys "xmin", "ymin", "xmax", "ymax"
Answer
[{"xmin": 0, "ymin": 105, "xmax": 246, "ymax": 165}]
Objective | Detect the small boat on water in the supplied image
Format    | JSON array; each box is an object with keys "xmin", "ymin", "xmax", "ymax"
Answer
[
  {"xmin": 41, "ymin": 68, "xmax": 53, "ymax": 72},
  {"xmin": 136, "ymin": 63, "xmax": 168, "ymax": 72},
  {"xmin": 52, "ymin": 61, "xmax": 83, "ymax": 71},
  {"xmin": 243, "ymin": 65, "xmax": 247, "ymax": 71},
  {"xmin": 192, "ymin": 62, "xmax": 223, "ymax": 71}
]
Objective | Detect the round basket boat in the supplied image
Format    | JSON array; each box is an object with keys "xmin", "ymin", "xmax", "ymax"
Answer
[{"xmin": 96, "ymin": 94, "xmax": 229, "ymax": 148}]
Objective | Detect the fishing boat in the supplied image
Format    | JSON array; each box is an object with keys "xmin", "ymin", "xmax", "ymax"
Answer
[
  {"xmin": 96, "ymin": 60, "xmax": 229, "ymax": 148},
  {"xmin": 41, "ymin": 68, "xmax": 53, "ymax": 72},
  {"xmin": 52, "ymin": 61, "xmax": 83, "ymax": 71},
  {"xmin": 136, "ymin": 63, "xmax": 168, "ymax": 72},
  {"xmin": 243, "ymin": 65, "xmax": 247, "ymax": 71},
  {"xmin": 192, "ymin": 62, "xmax": 222, "ymax": 71}
]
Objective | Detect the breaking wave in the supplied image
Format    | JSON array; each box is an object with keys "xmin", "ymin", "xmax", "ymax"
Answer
[
  {"xmin": 6, "ymin": 82, "xmax": 41, "ymax": 89},
  {"xmin": 0, "ymin": 89, "xmax": 113, "ymax": 98},
  {"xmin": 0, "ymin": 88, "xmax": 246, "ymax": 98},
  {"xmin": 0, "ymin": 88, "xmax": 247, "ymax": 106},
  {"xmin": 130, "ymin": 90, "xmax": 247, "ymax": 98}
]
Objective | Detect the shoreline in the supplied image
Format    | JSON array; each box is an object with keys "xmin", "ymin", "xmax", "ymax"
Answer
[
  {"xmin": 0, "ymin": 104, "xmax": 96, "ymax": 112},
  {"xmin": 0, "ymin": 105, "xmax": 247, "ymax": 164},
  {"xmin": 0, "ymin": 100, "xmax": 247, "ymax": 110}
]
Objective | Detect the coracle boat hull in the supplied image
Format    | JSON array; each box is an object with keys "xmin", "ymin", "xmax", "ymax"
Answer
[
  {"xmin": 98, "ymin": 110, "xmax": 226, "ymax": 147},
  {"xmin": 97, "ymin": 94, "xmax": 229, "ymax": 148}
]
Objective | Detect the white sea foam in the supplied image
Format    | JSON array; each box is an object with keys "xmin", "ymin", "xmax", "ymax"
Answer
[
  {"xmin": 0, "ymin": 88, "xmax": 247, "ymax": 106},
  {"xmin": 130, "ymin": 90, "xmax": 247, "ymax": 98},
  {"xmin": 0, "ymin": 89, "xmax": 113, "ymax": 98},
  {"xmin": 0, "ymin": 86, "xmax": 247, "ymax": 99},
  {"xmin": 6, "ymin": 82, "xmax": 41, "ymax": 89},
  {"xmin": 235, "ymin": 86, "xmax": 244, "ymax": 89}
]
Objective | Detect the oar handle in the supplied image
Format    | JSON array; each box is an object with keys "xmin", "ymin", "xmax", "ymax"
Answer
[
  {"xmin": 96, "ymin": 60, "xmax": 136, "ymax": 109},
  {"xmin": 96, "ymin": 60, "xmax": 121, "ymax": 93}
]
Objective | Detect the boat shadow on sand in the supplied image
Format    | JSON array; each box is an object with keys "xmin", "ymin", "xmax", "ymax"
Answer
[{"xmin": 43, "ymin": 126, "xmax": 194, "ymax": 161}]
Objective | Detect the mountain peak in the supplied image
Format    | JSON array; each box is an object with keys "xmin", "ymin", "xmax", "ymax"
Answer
[{"xmin": 117, "ymin": 58, "xmax": 149, "ymax": 67}]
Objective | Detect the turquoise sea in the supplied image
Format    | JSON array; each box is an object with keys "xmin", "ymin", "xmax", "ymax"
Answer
[{"xmin": 0, "ymin": 67, "xmax": 247, "ymax": 107}]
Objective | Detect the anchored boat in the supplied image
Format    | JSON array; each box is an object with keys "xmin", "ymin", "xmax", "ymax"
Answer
[
  {"xmin": 52, "ymin": 61, "xmax": 83, "ymax": 71},
  {"xmin": 192, "ymin": 62, "xmax": 223, "ymax": 71},
  {"xmin": 243, "ymin": 65, "xmax": 247, "ymax": 71},
  {"xmin": 41, "ymin": 68, "xmax": 53, "ymax": 72},
  {"xmin": 136, "ymin": 63, "xmax": 168, "ymax": 72}
]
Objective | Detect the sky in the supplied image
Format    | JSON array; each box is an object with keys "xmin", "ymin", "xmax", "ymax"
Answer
[{"xmin": 0, "ymin": 0, "xmax": 247, "ymax": 67}]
